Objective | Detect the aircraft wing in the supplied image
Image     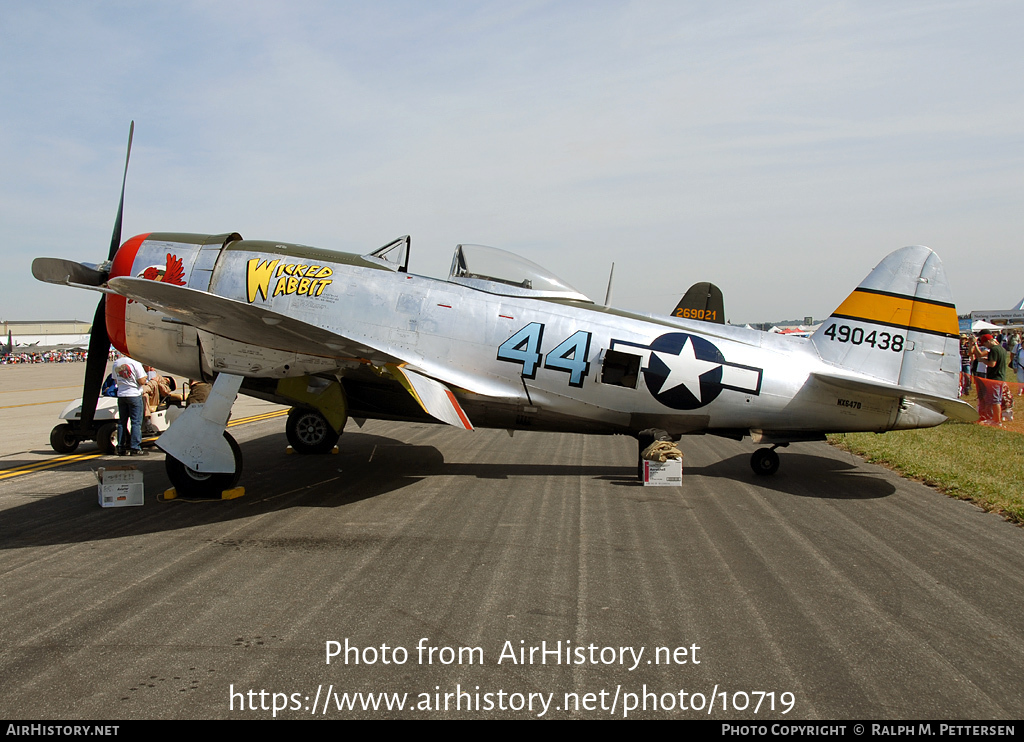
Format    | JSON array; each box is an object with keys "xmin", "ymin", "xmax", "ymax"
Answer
[
  {"xmin": 810, "ymin": 371, "xmax": 978, "ymax": 423},
  {"xmin": 110, "ymin": 276, "xmax": 396, "ymax": 361},
  {"xmin": 107, "ymin": 276, "xmax": 516, "ymax": 408}
]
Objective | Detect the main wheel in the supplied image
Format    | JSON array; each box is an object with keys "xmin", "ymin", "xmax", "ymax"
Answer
[
  {"xmin": 750, "ymin": 447, "xmax": 780, "ymax": 476},
  {"xmin": 165, "ymin": 432, "xmax": 243, "ymax": 498},
  {"xmin": 96, "ymin": 422, "xmax": 119, "ymax": 455},
  {"xmin": 50, "ymin": 424, "xmax": 80, "ymax": 454},
  {"xmin": 285, "ymin": 407, "xmax": 340, "ymax": 454}
]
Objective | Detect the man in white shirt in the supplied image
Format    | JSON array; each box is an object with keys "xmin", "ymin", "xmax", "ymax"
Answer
[{"xmin": 112, "ymin": 355, "xmax": 148, "ymax": 456}]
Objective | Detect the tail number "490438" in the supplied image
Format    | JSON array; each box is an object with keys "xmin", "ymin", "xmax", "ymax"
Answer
[
  {"xmin": 822, "ymin": 323, "xmax": 904, "ymax": 352},
  {"xmin": 497, "ymin": 323, "xmax": 592, "ymax": 387}
]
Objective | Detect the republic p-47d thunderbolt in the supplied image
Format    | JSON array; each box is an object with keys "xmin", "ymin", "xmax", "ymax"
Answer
[{"xmin": 33, "ymin": 126, "xmax": 976, "ymax": 496}]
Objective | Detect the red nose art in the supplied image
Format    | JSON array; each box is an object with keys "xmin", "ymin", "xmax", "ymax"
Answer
[{"xmin": 105, "ymin": 233, "xmax": 150, "ymax": 356}]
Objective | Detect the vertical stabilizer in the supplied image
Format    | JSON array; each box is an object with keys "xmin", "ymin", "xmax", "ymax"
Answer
[
  {"xmin": 671, "ymin": 282, "xmax": 725, "ymax": 324},
  {"xmin": 810, "ymin": 246, "xmax": 961, "ymax": 398}
]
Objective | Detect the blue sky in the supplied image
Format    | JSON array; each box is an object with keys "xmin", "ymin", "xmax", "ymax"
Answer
[{"xmin": 2, "ymin": 1, "xmax": 1021, "ymax": 325}]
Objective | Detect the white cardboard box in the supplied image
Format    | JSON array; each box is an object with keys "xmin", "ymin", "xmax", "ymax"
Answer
[
  {"xmin": 643, "ymin": 459, "xmax": 682, "ymax": 486},
  {"xmin": 97, "ymin": 466, "xmax": 144, "ymax": 507}
]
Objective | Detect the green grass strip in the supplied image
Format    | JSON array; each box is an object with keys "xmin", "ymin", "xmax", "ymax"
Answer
[{"xmin": 829, "ymin": 423, "xmax": 1024, "ymax": 524}]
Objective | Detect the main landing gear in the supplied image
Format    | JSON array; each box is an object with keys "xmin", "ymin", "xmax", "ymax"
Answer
[
  {"xmin": 750, "ymin": 445, "xmax": 786, "ymax": 476},
  {"xmin": 158, "ymin": 374, "xmax": 346, "ymax": 498},
  {"xmin": 285, "ymin": 407, "xmax": 340, "ymax": 454},
  {"xmin": 165, "ymin": 431, "xmax": 242, "ymax": 498},
  {"xmin": 158, "ymin": 373, "xmax": 244, "ymax": 498}
]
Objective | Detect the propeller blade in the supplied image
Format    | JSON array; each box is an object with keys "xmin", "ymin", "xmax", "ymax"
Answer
[
  {"xmin": 107, "ymin": 120, "xmax": 134, "ymax": 261},
  {"xmin": 31, "ymin": 257, "xmax": 107, "ymax": 286},
  {"xmin": 78, "ymin": 297, "xmax": 111, "ymax": 433},
  {"xmin": 80, "ymin": 121, "xmax": 133, "ymax": 435}
]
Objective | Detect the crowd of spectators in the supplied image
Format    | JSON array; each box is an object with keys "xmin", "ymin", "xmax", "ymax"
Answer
[
  {"xmin": 961, "ymin": 329, "xmax": 1022, "ymax": 427},
  {"xmin": 1, "ymin": 349, "xmax": 120, "ymax": 365}
]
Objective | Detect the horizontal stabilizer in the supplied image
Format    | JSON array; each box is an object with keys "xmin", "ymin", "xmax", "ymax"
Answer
[{"xmin": 811, "ymin": 371, "xmax": 978, "ymax": 422}]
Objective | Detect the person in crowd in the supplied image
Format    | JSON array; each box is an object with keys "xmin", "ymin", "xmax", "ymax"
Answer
[
  {"xmin": 959, "ymin": 335, "xmax": 972, "ymax": 396},
  {"xmin": 969, "ymin": 334, "xmax": 990, "ymax": 420},
  {"xmin": 1012, "ymin": 333, "xmax": 1024, "ymax": 395},
  {"xmin": 142, "ymin": 365, "xmax": 172, "ymax": 415},
  {"xmin": 979, "ymin": 333, "xmax": 1007, "ymax": 425}
]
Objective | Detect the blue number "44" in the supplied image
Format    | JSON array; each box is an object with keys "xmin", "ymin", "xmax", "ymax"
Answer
[{"xmin": 497, "ymin": 323, "xmax": 591, "ymax": 388}]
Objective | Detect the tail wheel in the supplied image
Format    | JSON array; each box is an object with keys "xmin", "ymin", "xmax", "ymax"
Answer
[
  {"xmin": 50, "ymin": 424, "xmax": 80, "ymax": 454},
  {"xmin": 750, "ymin": 448, "xmax": 780, "ymax": 476},
  {"xmin": 96, "ymin": 422, "xmax": 119, "ymax": 455},
  {"xmin": 165, "ymin": 432, "xmax": 242, "ymax": 498},
  {"xmin": 286, "ymin": 407, "xmax": 340, "ymax": 454}
]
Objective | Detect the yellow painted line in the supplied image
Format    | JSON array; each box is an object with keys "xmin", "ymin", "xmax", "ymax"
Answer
[
  {"xmin": 0, "ymin": 398, "xmax": 75, "ymax": 410},
  {"xmin": 0, "ymin": 408, "xmax": 289, "ymax": 480},
  {"xmin": 0, "ymin": 452, "xmax": 103, "ymax": 481},
  {"xmin": 227, "ymin": 409, "xmax": 288, "ymax": 427},
  {"xmin": 833, "ymin": 290, "xmax": 959, "ymax": 337},
  {"xmin": 0, "ymin": 384, "xmax": 83, "ymax": 394},
  {"xmin": 2, "ymin": 450, "xmax": 100, "ymax": 473}
]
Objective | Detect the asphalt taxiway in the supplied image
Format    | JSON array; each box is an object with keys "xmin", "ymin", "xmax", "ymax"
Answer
[{"xmin": 1, "ymin": 363, "xmax": 1022, "ymax": 719}]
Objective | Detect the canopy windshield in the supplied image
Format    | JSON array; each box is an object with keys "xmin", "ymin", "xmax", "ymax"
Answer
[{"xmin": 448, "ymin": 244, "xmax": 591, "ymax": 302}]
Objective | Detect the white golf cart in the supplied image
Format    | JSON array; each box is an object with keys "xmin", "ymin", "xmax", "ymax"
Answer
[{"xmin": 50, "ymin": 390, "xmax": 185, "ymax": 454}]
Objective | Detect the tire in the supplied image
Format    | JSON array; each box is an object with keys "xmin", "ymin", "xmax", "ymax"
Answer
[
  {"xmin": 96, "ymin": 422, "xmax": 119, "ymax": 455},
  {"xmin": 750, "ymin": 448, "xmax": 780, "ymax": 476},
  {"xmin": 285, "ymin": 407, "xmax": 340, "ymax": 454},
  {"xmin": 165, "ymin": 432, "xmax": 243, "ymax": 498},
  {"xmin": 50, "ymin": 424, "xmax": 79, "ymax": 454}
]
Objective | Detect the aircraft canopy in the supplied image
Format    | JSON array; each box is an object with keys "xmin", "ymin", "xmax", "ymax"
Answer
[{"xmin": 447, "ymin": 244, "xmax": 592, "ymax": 302}]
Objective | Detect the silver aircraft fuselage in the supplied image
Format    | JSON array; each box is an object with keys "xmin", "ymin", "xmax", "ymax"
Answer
[{"xmin": 106, "ymin": 233, "xmax": 956, "ymax": 442}]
